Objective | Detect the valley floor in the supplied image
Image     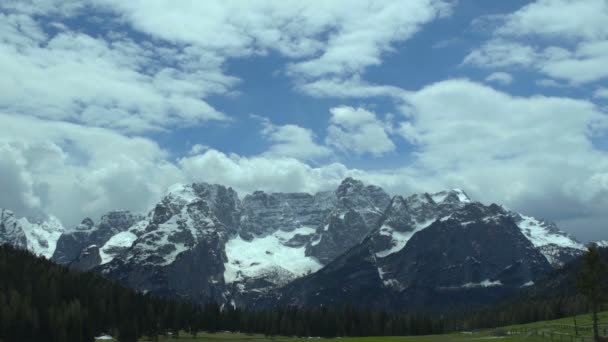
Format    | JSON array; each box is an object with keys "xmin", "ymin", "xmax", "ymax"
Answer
[
  {"xmin": 95, "ymin": 311, "xmax": 608, "ymax": 342},
  {"xmin": 135, "ymin": 332, "xmax": 544, "ymax": 341}
]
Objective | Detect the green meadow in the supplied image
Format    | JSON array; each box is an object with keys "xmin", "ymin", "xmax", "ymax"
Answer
[{"xmin": 94, "ymin": 311, "xmax": 608, "ymax": 342}]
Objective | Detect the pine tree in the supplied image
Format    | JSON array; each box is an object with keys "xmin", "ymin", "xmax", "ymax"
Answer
[{"xmin": 577, "ymin": 244, "xmax": 608, "ymax": 341}]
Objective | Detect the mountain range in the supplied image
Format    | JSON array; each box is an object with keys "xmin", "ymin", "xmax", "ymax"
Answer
[{"xmin": 0, "ymin": 178, "xmax": 590, "ymax": 310}]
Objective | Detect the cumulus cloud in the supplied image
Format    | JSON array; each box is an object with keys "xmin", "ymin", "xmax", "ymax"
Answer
[
  {"xmin": 464, "ymin": 39, "xmax": 538, "ymax": 68},
  {"xmin": 496, "ymin": 0, "xmax": 608, "ymax": 40},
  {"xmin": 594, "ymin": 87, "xmax": 608, "ymax": 99},
  {"xmin": 536, "ymin": 78, "xmax": 567, "ymax": 88},
  {"xmin": 485, "ymin": 72, "xmax": 514, "ymax": 85},
  {"xmin": 326, "ymin": 106, "xmax": 396, "ymax": 156},
  {"xmin": 0, "ymin": 11, "xmax": 233, "ymax": 132},
  {"xmin": 0, "ymin": 0, "xmax": 454, "ymax": 134},
  {"xmin": 91, "ymin": 0, "xmax": 451, "ymax": 94},
  {"xmin": 258, "ymin": 118, "xmax": 331, "ymax": 161},
  {"xmin": 189, "ymin": 144, "xmax": 210, "ymax": 155},
  {"xmin": 178, "ymin": 150, "xmax": 350, "ymax": 195},
  {"xmin": 296, "ymin": 77, "xmax": 405, "ymax": 98},
  {"xmin": 396, "ymin": 79, "xmax": 608, "ymax": 240},
  {"xmin": 0, "ymin": 113, "xmax": 182, "ymax": 227},
  {"xmin": 2, "ymin": 1, "xmax": 608, "ymax": 244},
  {"xmin": 464, "ymin": 0, "xmax": 608, "ymax": 85}
]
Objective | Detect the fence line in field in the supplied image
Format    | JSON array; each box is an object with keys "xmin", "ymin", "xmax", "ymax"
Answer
[{"xmin": 508, "ymin": 325, "xmax": 608, "ymax": 342}]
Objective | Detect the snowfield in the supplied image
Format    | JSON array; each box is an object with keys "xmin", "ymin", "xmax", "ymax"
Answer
[
  {"xmin": 375, "ymin": 219, "xmax": 436, "ymax": 258},
  {"xmin": 99, "ymin": 231, "xmax": 137, "ymax": 264},
  {"xmin": 19, "ymin": 215, "xmax": 64, "ymax": 259},
  {"xmin": 224, "ymin": 226, "xmax": 322, "ymax": 284}
]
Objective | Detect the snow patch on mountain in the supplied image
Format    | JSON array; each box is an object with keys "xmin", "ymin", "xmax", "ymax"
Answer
[
  {"xmin": 165, "ymin": 183, "xmax": 199, "ymax": 205},
  {"xmin": 224, "ymin": 226, "xmax": 321, "ymax": 284},
  {"xmin": 517, "ymin": 215, "xmax": 581, "ymax": 248},
  {"xmin": 431, "ymin": 189, "xmax": 471, "ymax": 204},
  {"xmin": 0, "ymin": 209, "xmax": 64, "ymax": 258},
  {"xmin": 21, "ymin": 216, "xmax": 64, "ymax": 259},
  {"xmin": 596, "ymin": 240, "xmax": 608, "ymax": 247},
  {"xmin": 462, "ymin": 279, "xmax": 503, "ymax": 288},
  {"xmin": 375, "ymin": 219, "xmax": 435, "ymax": 258},
  {"xmin": 127, "ymin": 203, "xmax": 218, "ymax": 266},
  {"xmin": 453, "ymin": 189, "xmax": 471, "ymax": 203},
  {"xmin": 514, "ymin": 214, "xmax": 585, "ymax": 266},
  {"xmin": 99, "ymin": 231, "xmax": 137, "ymax": 264}
]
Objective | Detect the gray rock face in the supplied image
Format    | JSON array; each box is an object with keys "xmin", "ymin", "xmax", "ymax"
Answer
[
  {"xmin": 305, "ymin": 177, "xmax": 390, "ymax": 263},
  {"xmin": 240, "ymin": 191, "xmax": 334, "ymax": 238},
  {"xmin": 70, "ymin": 245, "xmax": 102, "ymax": 271},
  {"xmin": 0, "ymin": 208, "xmax": 64, "ymax": 258},
  {"xmin": 506, "ymin": 211, "xmax": 585, "ymax": 267},
  {"xmin": 0, "ymin": 209, "xmax": 28, "ymax": 250},
  {"xmin": 381, "ymin": 203, "xmax": 552, "ymax": 290},
  {"xmin": 52, "ymin": 210, "xmax": 143, "ymax": 266},
  {"xmin": 272, "ymin": 202, "xmax": 554, "ymax": 310},
  {"xmin": 370, "ymin": 190, "xmax": 471, "ymax": 258},
  {"xmin": 99, "ymin": 183, "xmax": 240, "ymax": 303},
  {"xmin": 22, "ymin": 177, "xmax": 584, "ymax": 309},
  {"xmin": 270, "ymin": 240, "xmax": 389, "ymax": 309}
]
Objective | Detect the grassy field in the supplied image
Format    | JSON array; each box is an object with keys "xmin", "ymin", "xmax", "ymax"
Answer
[
  {"xmin": 95, "ymin": 311, "xmax": 608, "ymax": 342},
  {"xmin": 124, "ymin": 331, "xmax": 546, "ymax": 342},
  {"xmin": 501, "ymin": 310, "xmax": 608, "ymax": 339}
]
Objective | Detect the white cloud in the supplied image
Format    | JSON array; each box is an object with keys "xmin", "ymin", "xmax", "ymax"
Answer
[
  {"xmin": 496, "ymin": 0, "xmax": 608, "ymax": 40},
  {"xmin": 0, "ymin": 142, "xmax": 43, "ymax": 217},
  {"xmin": 189, "ymin": 144, "xmax": 209, "ymax": 155},
  {"xmin": 485, "ymin": 72, "xmax": 514, "ymax": 85},
  {"xmin": 0, "ymin": 113, "xmax": 182, "ymax": 226},
  {"xmin": 594, "ymin": 87, "xmax": 608, "ymax": 99},
  {"xmin": 0, "ymin": 0, "xmax": 454, "ymax": 136},
  {"xmin": 2, "ymin": 1, "xmax": 608, "ymax": 244},
  {"xmin": 326, "ymin": 106, "xmax": 395, "ymax": 156},
  {"xmin": 284, "ymin": 1, "xmax": 450, "ymax": 80},
  {"xmin": 2, "ymin": 87, "xmax": 608, "ymax": 242},
  {"xmin": 92, "ymin": 0, "xmax": 451, "ymax": 91},
  {"xmin": 539, "ymin": 41, "xmax": 608, "ymax": 84},
  {"xmin": 464, "ymin": 39, "xmax": 538, "ymax": 68},
  {"xmin": 0, "ymin": 12, "xmax": 234, "ymax": 132},
  {"xmin": 178, "ymin": 150, "xmax": 351, "ymax": 195},
  {"xmin": 396, "ymin": 79, "xmax": 608, "ymax": 239},
  {"xmin": 464, "ymin": 0, "xmax": 608, "ymax": 85},
  {"xmin": 296, "ymin": 77, "xmax": 405, "ymax": 98},
  {"xmin": 258, "ymin": 119, "xmax": 331, "ymax": 161},
  {"xmin": 536, "ymin": 78, "xmax": 566, "ymax": 88}
]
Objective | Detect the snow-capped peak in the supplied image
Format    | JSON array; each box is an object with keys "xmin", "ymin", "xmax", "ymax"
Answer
[
  {"xmin": 506, "ymin": 212, "xmax": 585, "ymax": 267},
  {"xmin": 0, "ymin": 209, "xmax": 65, "ymax": 259},
  {"xmin": 595, "ymin": 240, "xmax": 608, "ymax": 248},
  {"xmin": 164, "ymin": 183, "xmax": 199, "ymax": 205},
  {"xmin": 515, "ymin": 214, "xmax": 581, "ymax": 249},
  {"xmin": 452, "ymin": 189, "xmax": 471, "ymax": 203},
  {"xmin": 430, "ymin": 189, "xmax": 471, "ymax": 204}
]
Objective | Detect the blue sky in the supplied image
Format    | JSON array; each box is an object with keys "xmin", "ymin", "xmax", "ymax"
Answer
[{"xmin": 0, "ymin": 0, "xmax": 607, "ymax": 241}]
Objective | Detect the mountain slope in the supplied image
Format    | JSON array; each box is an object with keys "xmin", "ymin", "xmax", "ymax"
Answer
[
  {"xmin": 271, "ymin": 202, "xmax": 563, "ymax": 310},
  {"xmin": 52, "ymin": 210, "xmax": 143, "ymax": 266},
  {"xmin": 0, "ymin": 208, "xmax": 64, "ymax": 258},
  {"xmin": 98, "ymin": 183, "xmax": 240, "ymax": 303},
  {"xmin": 0, "ymin": 178, "xmax": 587, "ymax": 308}
]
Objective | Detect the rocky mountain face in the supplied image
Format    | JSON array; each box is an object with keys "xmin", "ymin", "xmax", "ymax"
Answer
[
  {"xmin": 271, "ymin": 202, "xmax": 556, "ymax": 310},
  {"xmin": 52, "ymin": 210, "xmax": 143, "ymax": 266},
  {"xmin": 0, "ymin": 178, "xmax": 586, "ymax": 310},
  {"xmin": 305, "ymin": 178, "xmax": 390, "ymax": 264},
  {"xmin": 0, "ymin": 208, "xmax": 64, "ymax": 259},
  {"xmin": 98, "ymin": 183, "xmax": 241, "ymax": 303}
]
